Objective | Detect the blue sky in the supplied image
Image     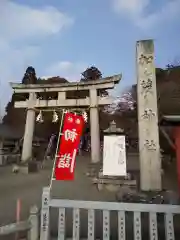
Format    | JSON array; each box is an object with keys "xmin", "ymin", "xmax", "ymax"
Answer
[{"xmin": 0, "ymin": 0, "xmax": 180, "ymax": 113}]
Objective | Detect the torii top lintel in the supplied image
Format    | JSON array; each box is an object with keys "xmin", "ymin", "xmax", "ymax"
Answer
[{"xmin": 10, "ymin": 74, "xmax": 121, "ymax": 93}]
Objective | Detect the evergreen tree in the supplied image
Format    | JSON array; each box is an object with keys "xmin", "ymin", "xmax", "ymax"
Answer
[
  {"xmin": 81, "ymin": 66, "xmax": 102, "ymax": 81},
  {"xmin": 22, "ymin": 66, "xmax": 37, "ymax": 84}
]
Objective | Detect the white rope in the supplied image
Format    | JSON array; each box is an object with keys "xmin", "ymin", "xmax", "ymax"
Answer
[{"xmin": 32, "ymin": 107, "xmax": 90, "ymax": 113}]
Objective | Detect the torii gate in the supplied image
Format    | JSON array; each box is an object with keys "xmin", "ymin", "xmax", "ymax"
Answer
[{"xmin": 10, "ymin": 75, "xmax": 121, "ymax": 164}]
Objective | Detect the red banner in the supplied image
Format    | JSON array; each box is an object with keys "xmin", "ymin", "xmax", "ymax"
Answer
[{"xmin": 55, "ymin": 112, "xmax": 84, "ymax": 180}]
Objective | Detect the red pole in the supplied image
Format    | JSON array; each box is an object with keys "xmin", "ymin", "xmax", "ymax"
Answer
[
  {"xmin": 174, "ymin": 127, "xmax": 180, "ymax": 196},
  {"xmin": 15, "ymin": 199, "xmax": 21, "ymax": 240}
]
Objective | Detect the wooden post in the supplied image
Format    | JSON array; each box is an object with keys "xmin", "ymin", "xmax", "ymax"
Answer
[
  {"xmin": 174, "ymin": 127, "xmax": 180, "ymax": 195},
  {"xmin": 136, "ymin": 40, "xmax": 161, "ymax": 191},
  {"xmin": 15, "ymin": 199, "xmax": 21, "ymax": 240},
  {"xmin": 28, "ymin": 205, "xmax": 39, "ymax": 240},
  {"xmin": 40, "ymin": 187, "xmax": 50, "ymax": 240}
]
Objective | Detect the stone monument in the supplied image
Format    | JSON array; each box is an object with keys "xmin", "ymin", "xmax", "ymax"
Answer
[{"xmin": 136, "ymin": 40, "xmax": 161, "ymax": 191}]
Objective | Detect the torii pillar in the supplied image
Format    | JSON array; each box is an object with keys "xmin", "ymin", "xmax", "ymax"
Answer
[
  {"xmin": 21, "ymin": 93, "xmax": 36, "ymax": 162},
  {"xmin": 90, "ymin": 89, "xmax": 100, "ymax": 163}
]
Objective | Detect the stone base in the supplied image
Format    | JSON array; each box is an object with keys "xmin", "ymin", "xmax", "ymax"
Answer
[
  {"xmin": 86, "ymin": 162, "xmax": 101, "ymax": 177},
  {"xmin": 18, "ymin": 165, "xmax": 29, "ymax": 174},
  {"xmin": 87, "ymin": 162, "xmax": 138, "ymax": 193},
  {"xmin": 28, "ymin": 161, "xmax": 38, "ymax": 173},
  {"xmin": 93, "ymin": 177, "xmax": 137, "ymax": 192},
  {"xmin": 13, "ymin": 162, "xmax": 39, "ymax": 174}
]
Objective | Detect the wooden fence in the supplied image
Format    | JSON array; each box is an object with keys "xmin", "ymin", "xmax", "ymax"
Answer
[{"xmin": 40, "ymin": 187, "xmax": 180, "ymax": 240}]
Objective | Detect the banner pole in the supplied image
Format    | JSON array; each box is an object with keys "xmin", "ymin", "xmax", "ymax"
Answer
[
  {"xmin": 15, "ymin": 198, "xmax": 21, "ymax": 240},
  {"xmin": 49, "ymin": 110, "xmax": 65, "ymax": 189}
]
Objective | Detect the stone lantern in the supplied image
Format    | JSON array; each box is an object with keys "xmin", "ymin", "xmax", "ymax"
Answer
[{"xmin": 103, "ymin": 120, "xmax": 124, "ymax": 135}]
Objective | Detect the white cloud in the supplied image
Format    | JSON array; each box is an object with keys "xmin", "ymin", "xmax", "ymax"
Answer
[
  {"xmin": 112, "ymin": 0, "xmax": 180, "ymax": 29},
  {"xmin": 0, "ymin": 1, "xmax": 74, "ymax": 115},
  {"xmin": 113, "ymin": 0, "xmax": 149, "ymax": 17},
  {"xmin": 0, "ymin": 1, "xmax": 73, "ymax": 41},
  {"xmin": 46, "ymin": 61, "xmax": 87, "ymax": 81},
  {"xmin": 0, "ymin": 44, "xmax": 40, "ymax": 113}
]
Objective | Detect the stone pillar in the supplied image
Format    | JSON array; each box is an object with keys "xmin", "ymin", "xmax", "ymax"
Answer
[
  {"xmin": 21, "ymin": 93, "xmax": 36, "ymax": 162},
  {"xmin": 90, "ymin": 89, "xmax": 100, "ymax": 163},
  {"xmin": 136, "ymin": 40, "xmax": 161, "ymax": 191}
]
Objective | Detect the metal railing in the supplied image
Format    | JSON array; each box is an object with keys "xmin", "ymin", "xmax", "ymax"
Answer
[
  {"xmin": 40, "ymin": 187, "xmax": 180, "ymax": 240},
  {"xmin": 0, "ymin": 205, "xmax": 39, "ymax": 240}
]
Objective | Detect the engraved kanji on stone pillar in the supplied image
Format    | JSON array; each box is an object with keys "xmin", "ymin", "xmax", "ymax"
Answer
[{"xmin": 137, "ymin": 40, "xmax": 161, "ymax": 191}]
